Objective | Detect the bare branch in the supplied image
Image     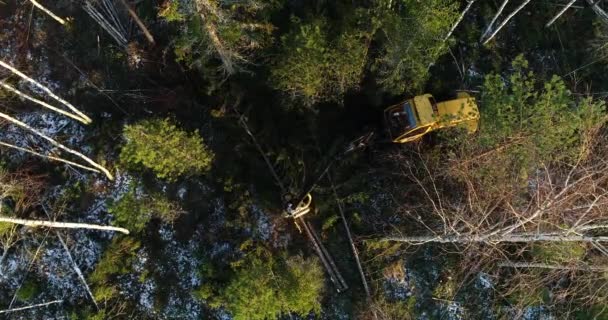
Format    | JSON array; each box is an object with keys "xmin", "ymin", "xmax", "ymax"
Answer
[{"xmin": 498, "ymin": 261, "xmax": 608, "ymax": 271}]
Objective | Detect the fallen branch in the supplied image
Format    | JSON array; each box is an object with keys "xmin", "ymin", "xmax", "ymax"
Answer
[
  {"xmin": 0, "ymin": 81, "xmax": 89, "ymax": 124},
  {"xmin": 0, "ymin": 300, "xmax": 63, "ymax": 314},
  {"xmin": 28, "ymin": 0, "xmax": 66, "ymax": 25},
  {"xmin": 0, "ymin": 60, "xmax": 91, "ymax": 124},
  {"xmin": 0, "ymin": 112, "xmax": 114, "ymax": 180},
  {"xmin": 0, "ymin": 216, "xmax": 129, "ymax": 234},
  {"xmin": 382, "ymin": 233, "xmax": 608, "ymax": 243},
  {"xmin": 0, "ymin": 140, "xmax": 102, "ymax": 173},
  {"xmin": 546, "ymin": 0, "xmax": 578, "ymax": 27}
]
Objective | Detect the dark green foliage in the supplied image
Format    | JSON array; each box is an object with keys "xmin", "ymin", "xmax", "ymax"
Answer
[
  {"xmin": 270, "ymin": 13, "xmax": 371, "ymax": 105},
  {"xmin": 211, "ymin": 244, "xmax": 324, "ymax": 320},
  {"xmin": 372, "ymin": 0, "xmax": 459, "ymax": 94},
  {"xmin": 108, "ymin": 183, "xmax": 182, "ymax": 233},
  {"xmin": 120, "ymin": 118, "xmax": 214, "ymax": 181},
  {"xmin": 89, "ymin": 237, "xmax": 140, "ymax": 301},
  {"xmin": 16, "ymin": 279, "xmax": 39, "ymax": 301},
  {"xmin": 159, "ymin": 0, "xmax": 281, "ymax": 75}
]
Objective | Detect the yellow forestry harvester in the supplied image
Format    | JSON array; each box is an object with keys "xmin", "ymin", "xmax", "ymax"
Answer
[{"xmin": 384, "ymin": 92, "xmax": 479, "ymax": 143}]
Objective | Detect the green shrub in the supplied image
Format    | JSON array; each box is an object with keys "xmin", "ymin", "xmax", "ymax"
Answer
[
  {"xmin": 372, "ymin": 0, "xmax": 459, "ymax": 94},
  {"xmin": 270, "ymin": 15, "xmax": 370, "ymax": 105},
  {"xmin": 120, "ymin": 118, "xmax": 214, "ymax": 181},
  {"xmin": 531, "ymin": 242, "xmax": 587, "ymax": 264},
  {"xmin": 212, "ymin": 247, "xmax": 324, "ymax": 320},
  {"xmin": 89, "ymin": 237, "xmax": 140, "ymax": 288},
  {"xmin": 109, "ymin": 184, "xmax": 182, "ymax": 233},
  {"xmin": 158, "ymin": 0, "xmax": 184, "ymax": 22}
]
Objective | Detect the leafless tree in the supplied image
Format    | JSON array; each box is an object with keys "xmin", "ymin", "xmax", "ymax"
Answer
[{"xmin": 377, "ymin": 129, "xmax": 608, "ymax": 311}]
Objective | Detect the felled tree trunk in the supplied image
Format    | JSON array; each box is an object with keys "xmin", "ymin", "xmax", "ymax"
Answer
[
  {"xmin": 0, "ymin": 112, "xmax": 114, "ymax": 180},
  {"xmin": 28, "ymin": 0, "xmax": 66, "ymax": 25},
  {"xmin": 0, "ymin": 216, "xmax": 129, "ymax": 234}
]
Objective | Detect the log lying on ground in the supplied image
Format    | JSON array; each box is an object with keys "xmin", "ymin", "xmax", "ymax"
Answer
[
  {"xmin": 0, "ymin": 112, "xmax": 114, "ymax": 180},
  {"xmin": 0, "ymin": 216, "xmax": 129, "ymax": 234},
  {"xmin": 28, "ymin": 0, "xmax": 66, "ymax": 25},
  {"xmin": 0, "ymin": 141, "xmax": 102, "ymax": 174},
  {"xmin": 0, "ymin": 300, "xmax": 63, "ymax": 314},
  {"xmin": 546, "ymin": 0, "xmax": 578, "ymax": 27},
  {"xmin": 0, "ymin": 81, "xmax": 88, "ymax": 124},
  {"xmin": 0, "ymin": 60, "xmax": 91, "ymax": 124}
]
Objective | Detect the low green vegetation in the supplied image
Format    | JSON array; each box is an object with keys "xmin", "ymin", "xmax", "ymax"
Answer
[
  {"xmin": 207, "ymin": 244, "xmax": 324, "ymax": 320},
  {"xmin": 270, "ymin": 14, "xmax": 370, "ymax": 105},
  {"xmin": 108, "ymin": 183, "xmax": 182, "ymax": 233},
  {"xmin": 16, "ymin": 279, "xmax": 39, "ymax": 301},
  {"xmin": 89, "ymin": 237, "xmax": 140, "ymax": 302},
  {"xmin": 371, "ymin": 0, "xmax": 459, "ymax": 94},
  {"xmin": 120, "ymin": 118, "xmax": 214, "ymax": 181}
]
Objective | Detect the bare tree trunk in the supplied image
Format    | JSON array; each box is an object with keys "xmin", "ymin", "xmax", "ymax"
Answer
[
  {"xmin": 382, "ymin": 233, "xmax": 608, "ymax": 243},
  {"xmin": 444, "ymin": 0, "xmax": 477, "ymax": 41},
  {"xmin": 0, "ymin": 216, "xmax": 129, "ymax": 234},
  {"xmin": 28, "ymin": 0, "xmax": 66, "ymax": 25},
  {"xmin": 498, "ymin": 261, "xmax": 608, "ymax": 271},
  {"xmin": 0, "ymin": 81, "xmax": 88, "ymax": 124},
  {"xmin": 0, "ymin": 112, "xmax": 114, "ymax": 180},
  {"xmin": 546, "ymin": 0, "xmax": 578, "ymax": 27},
  {"xmin": 0, "ymin": 141, "xmax": 101, "ymax": 174},
  {"xmin": 480, "ymin": 0, "xmax": 509, "ymax": 41},
  {"xmin": 482, "ymin": 0, "xmax": 533, "ymax": 45},
  {"xmin": 117, "ymin": 0, "xmax": 155, "ymax": 44},
  {"xmin": 0, "ymin": 60, "xmax": 91, "ymax": 124},
  {"xmin": 0, "ymin": 300, "xmax": 63, "ymax": 314}
]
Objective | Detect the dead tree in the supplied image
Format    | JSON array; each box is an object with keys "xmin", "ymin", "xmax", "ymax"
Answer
[
  {"xmin": 377, "ymin": 129, "xmax": 608, "ymax": 311},
  {"xmin": 480, "ymin": 0, "xmax": 509, "ymax": 41},
  {"xmin": 444, "ymin": 0, "xmax": 477, "ymax": 41},
  {"xmin": 482, "ymin": 0, "xmax": 533, "ymax": 44}
]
